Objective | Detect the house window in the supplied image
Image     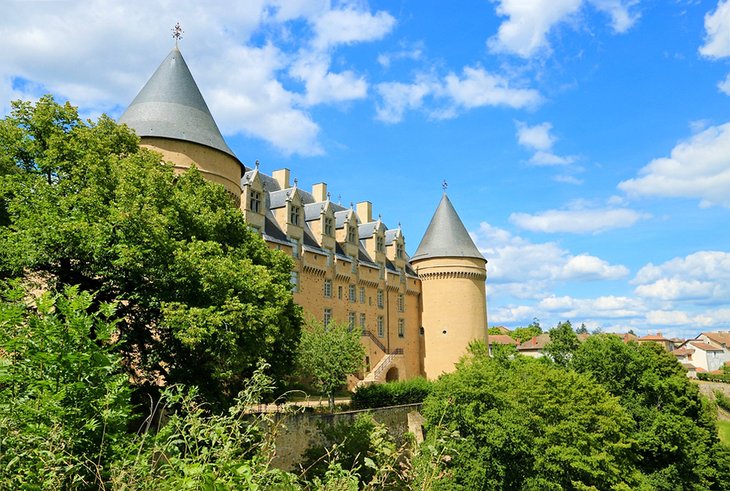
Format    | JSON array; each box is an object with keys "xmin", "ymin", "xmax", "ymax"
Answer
[
  {"xmin": 398, "ymin": 294, "xmax": 404, "ymax": 312},
  {"xmin": 376, "ymin": 236, "xmax": 384, "ymax": 253},
  {"xmin": 377, "ymin": 316, "xmax": 384, "ymax": 337},
  {"xmin": 324, "ymin": 308, "xmax": 332, "ymax": 327},
  {"xmin": 290, "ymin": 271, "xmax": 299, "ymax": 293},
  {"xmin": 398, "ymin": 319, "xmax": 405, "ymax": 338},
  {"xmin": 359, "ymin": 286, "xmax": 366, "ymax": 304},
  {"xmin": 324, "ymin": 217, "xmax": 334, "ymax": 236},
  {"xmin": 249, "ymin": 190, "xmax": 261, "ymax": 213},
  {"xmin": 377, "ymin": 290, "xmax": 384, "ymax": 309},
  {"xmin": 289, "ymin": 205, "xmax": 300, "ymax": 226},
  {"xmin": 338, "ymin": 286, "xmax": 343, "ymax": 300},
  {"xmin": 347, "ymin": 225, "xmax": 356, "ymax": 243},
  {"xmin": 348, "ymin": 312, "xmax": 356, "ymax": 331},
  {"xmin": 349, "ymin": 285, "xmax": 356, "ymax": 302},
  {"xmin": 324, "ymin": 279, "xmax": 332, "ymax": 298},
  {"xmin": 290, "ymin": 238, "xmax": 299, "ymax": 258},
  {"xmin": 360, "ymin": 313, "xmax": 366, "ymax": 331}
]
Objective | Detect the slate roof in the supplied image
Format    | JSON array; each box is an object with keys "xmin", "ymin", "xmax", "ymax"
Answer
[
  {"xmin": 119, "ymin": 48, "xmax": 240, "ymax": 164},
  {"xmin": 411, "ymin": 194, "xmax": 484, "ymax": 262}
]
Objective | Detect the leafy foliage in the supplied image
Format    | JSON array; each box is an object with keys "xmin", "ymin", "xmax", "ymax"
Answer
[
  {"xmin": 716, "ymin": 391, "xmax": 730, "ymax": 413},
  {"xmin": 421, "ymin": 349, "xmax": 640, "ymax": 490},
  {"xmin": 572, "ymin": 335, "xmax": 730, "ymax": 490},
  {"xmin": 351, "ymin": 377, "xmax": 433, "ymax": 409},
  {"xmin": 509, "ymin": 318, "xmax": 543, "ymax": 343},
  {"xmin": 543, "ymin": 320, "xmax": 580, "ymax": 367},
  {"xmin": 0, "ymin": 96, "xmax": 302, "ymax": 406},
  {"xmin": 296, "ymin": 319, "xmax": 364, "ymax": 410},
  {"xmin": 0, "ymin": 282, "xmax": 131, "ymax": 489}
]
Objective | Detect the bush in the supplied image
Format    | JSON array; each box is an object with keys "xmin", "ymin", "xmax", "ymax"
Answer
[
  {"xmin": 351, "ymin": 378, "xmax": 433, "ymax": 409},
  {"xmin": 716, "ymin": 390, "xmax": 730, "ymax": 413},
  {"xmin": 699, "ymin": 372, "xmax": 730, "ymax": 383}
]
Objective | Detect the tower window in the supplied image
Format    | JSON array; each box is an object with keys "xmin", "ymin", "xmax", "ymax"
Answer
[
  {"xmin": 398, "ymin": 294, "xmax": 404, "ymax": 312},
  {"xmin": 249, "ymin": 190, "xmax": 261, "ymax": 213},
  {"xmin": 376, "ymin": 236, "xmax": 384, "ymax": 253}
]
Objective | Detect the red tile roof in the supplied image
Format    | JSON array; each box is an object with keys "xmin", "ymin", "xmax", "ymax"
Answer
[
  {"xmin": 702, "ymin": 332, "xmax": 730, "ymax": 347},
  {"xmin": 672, "ymin": 348, "xmax": 695, "ymax": 356},
  {"xmin": 488, "ymin": 334, "xmax": 518, "ymax": 346},
  {"xmin": 517, "ymin": 333, "xmax": 551, "ymax": 351},
  {"xmin": 689, "ymin": 341, "xmax": 724, "ymax": 352}
]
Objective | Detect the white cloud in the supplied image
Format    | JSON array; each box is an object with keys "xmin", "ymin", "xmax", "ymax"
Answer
[
  {"xmin": 560, "ymin": 255, "xmax": 629, "ymax": 280},
  {"xmin": 443, "ymin": 66, "xmax": 542, "ymax": 111},
  {"xmin": 515, "ymin": 121, "xmax": 576, "ymax": 166},
  {"xmin": 509, "ymin": 207, "xmax": 646, "ymax": 233},
  {"xmin": 289, "ymin": 53, "xmax": 368, "ymax": 106},
  {"xmin": 633, "ymin": 251, "xmax": 730, "ymax": 304},
  {"xmin": 377, "ymin": 45, "xmax": 423, "ymax": 68},
  {"xmin": 487, "ymin": 0, "xmax": 638, "ymax": 58},
  {"xmin": 311, "ymin": 7, "xmax": 396, "ymax": 49},
  {"xmin": 554, "ymin": 174, "xmax": 583, "ymax": 185},
  {"xmin": 699, "ymin": 0, "xmax": 730, "ymax": 59},
  {"xmin": 718, "ymin": 73, "xmax": 730, "ymax": 95},
  {"xmin": 618, "ymin": 122, "xmax": 730, "ymax": 207},
  {"xmin": 375, "ymin": 80, "xmax": 432, "ymax": 123}
]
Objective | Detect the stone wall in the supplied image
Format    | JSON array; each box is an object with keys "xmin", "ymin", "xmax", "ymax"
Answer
[{"xmin": 265, "ymin": 403, "xmax": 422, "ymax": 471}]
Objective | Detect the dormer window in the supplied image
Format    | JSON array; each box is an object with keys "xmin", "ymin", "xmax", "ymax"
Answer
[
  {"xmin": 396, "ymin": 242, "xmax": 404, "ymax": 259},
  {"xmin": 376, "ymin": 236, "xmax": 384, "ymax": 253},
  {"xmin": 347, "ymin": 225, "xmax": 356, "ymax": 244},
  {"xmin": 289, "ymin": 205, "xmax": 300, "ymax": 226},
  {"xmin": 249, "ymin": 190, "xmax": 261, "ymax": 213},
  {"xmin": 324, "ymin": 216, "xmax": 333, "ymax": 236}
]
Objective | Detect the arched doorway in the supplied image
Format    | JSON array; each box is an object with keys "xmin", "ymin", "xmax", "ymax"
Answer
[{"xmin": 385, "ymin": 366, "xmax": 399, "ymax": 382}]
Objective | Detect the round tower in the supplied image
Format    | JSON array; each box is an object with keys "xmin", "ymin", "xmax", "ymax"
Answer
[
  {"xmin": 411, "ymin": 193, "xmax": 487, "ymax": 379},
  {"xmin": 119, "ymin": 46, "xmax": 244, "ymax": 199}
]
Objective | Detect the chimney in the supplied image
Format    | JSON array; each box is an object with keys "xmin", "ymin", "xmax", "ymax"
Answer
[
  {"xmin": 357, "ymin": 201, "xmax": 372, "ymax": 223},
  {"xmin": 272, "ymin": 168, "xmax": 290, "ymax": 189},
  {"xmin": 312, "ymin": 182, "xmax": 327, "ymax": 202}
]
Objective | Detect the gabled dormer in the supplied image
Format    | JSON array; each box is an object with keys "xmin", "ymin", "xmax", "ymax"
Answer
[
  {"xmin": 385, "ymin": 226, "xmax": 406, "ymax": 270},
  {"xmin": 360, "ymin": 218, "xmax": 386, "ymax": 265},
  {"xmin": 305, "ymin": 199, "xmax": 336, "ymax": 252},
  {"xmin": 335, "ymin": 208, "xmax": 359, "ymax": 259},
  {"xmin": 241, "ymin": 162, "xmax": 265, "ymax": 231},
  {"xmin": 269, "ymin": 182, "xmax": 304, "ymax": 246}
]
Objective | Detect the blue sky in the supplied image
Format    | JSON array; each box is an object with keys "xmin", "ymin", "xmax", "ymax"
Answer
[{"xmin": 1, "ymin": 0, "xmax": 729, "ymax": 338}]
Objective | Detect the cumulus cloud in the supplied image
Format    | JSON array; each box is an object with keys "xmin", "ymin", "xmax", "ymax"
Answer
[
  {"xmin": 510, "ymin": 206, "xmax": 646, "ymax": 233},
  {"xmin": 487, "ymin": 0, "xmax": 639, "ymax": 58},
  {"xmin": 374, "ymin": 67, "xmax": 540, "ymax": 124},
  {"xmin": 718, "ymin": 73, "xmax": 730, "ymax": 95},
  {"xmin": 311, "ymin": 7, "xmax": 395, "ymax": 49},
  {"xmin": 699, "ymin": 0, "xmax": 730, "ymax": 59},
  {"xmin": 633, "ymin": 251, "xmax": 730, "ymax": 304},
  {"xmin": 618, "ymin": 122, "xmax": 730, "ymax": 207},
  {"xmin": 289, "ymin": 53, "xmax": 368, "ymax": 106},
  {"xmin": 515, "ymin": 121, "xmax": 576, "ymax": 166}
]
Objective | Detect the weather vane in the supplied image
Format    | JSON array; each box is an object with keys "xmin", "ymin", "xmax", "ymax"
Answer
[
  {"xmin": 172, "ymin": 23, "xmax": 184, "ymax": 47},
  {"xmin": 442, "ymin": 179, "xmax": 448, "ymax": 193}
]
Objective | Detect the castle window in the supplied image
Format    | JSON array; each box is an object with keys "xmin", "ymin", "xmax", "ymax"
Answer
[
  {"xmin": 349, "ymin": 285, "xmax": 356, "ymax": 303},
  {"xmin": 396, "ymin": 242, "xmax": 404, "ymax": 259},
  {"xmin": 377, "ymin": 316, "xmax": 384, "ymax": 337},
  {"xmin": 376, "ymin": 236, "xmax": 384, "ymax": 253},
  {"xmin": 323, "ymin": 308, "xmax": 332, "ymax": 327},
  {"xmin": 289, "ymin": 205, "xmax": 300, "ymax": 226},
  {"xmin": 359, "ymin": 286, "xmax": 365, "ymax": 304},
  {"xmin": 324, "ymin": 279, "xmax": 332, "ymax": 298},
  {"xmin": 398, "ymin": 319, "xmax": 405, "ymax": 338},
  {"xmin": 290, "ymin": 271, "xmax": 299, "ymax": 293},
  {"xmin": 347, "ymin": 225, "xmax": 356, "ymax": 244},
  {"xmin": 360, "ymin": 313, "xmax": 366, "ymax": 331},
  {"xmin": 338, "ymin": 286, "xmax": 343, "ymax": 300},
  {"xmin": 351, "ymin": 260, "xmax": 357, "ymax": 274},
  {"xmin": 290, "ymin": 238, "xmax": 299, "ymax": 258},
  {"xmin": 377, "ymin": 290, "xmax": 384, "ymax": 309},
  {"xmin": 398, "ymin": 294, "xmax": 404, "ymax": 313},
  {"xmin": 348, "ymin": 312, "xmax": 356, "ymax": 331},
  {"xmin": 324, "ymin": 216, "xmax": 334, "ymax": 236},
  {"xmin": 249, "ymin": 190, "xmax": 261, "ymax": 213}
]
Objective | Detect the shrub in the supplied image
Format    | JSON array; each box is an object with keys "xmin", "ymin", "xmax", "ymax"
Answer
[
  {"xmin": 351, "ymin": 378, "xmax": 433, "ymax": 409},
  {"xmin": 699, "ymin": 372, "xmax": 730, "ymax": 383},
  {"xmin": 716, "ymin": 390, "xmax": 730, "ymax": 413}
]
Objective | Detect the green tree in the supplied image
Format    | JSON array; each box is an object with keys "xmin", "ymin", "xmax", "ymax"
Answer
[
  {"xmin": 510, "ymin": 317, "xmax": 542, "ymax": 343},
  {"xmin": 572, "ymin": 335, "xmax": 730, "ymax": 490},
  {"xmin": 0, "ymin": 282, "xmax": 131, "ymax": 489},
  {"xmin": 543, "ymin": 320, "xmax": 580, "ymax": 367},
  {"xmin": 421, "ymin": 349, "xmax": 641, "ymax": 490},
  {"xmin": 296, "ymin": 319, "xmax": 365, "ymax": 410},
  {"xmin": 0, "ymin": 96, "xmax": 302, "ymax": 407}
]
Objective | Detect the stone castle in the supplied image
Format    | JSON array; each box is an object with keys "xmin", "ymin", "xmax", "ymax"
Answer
[{"xmin": 119, "ymin": 45, "xmax": 488, "ymax": 383}]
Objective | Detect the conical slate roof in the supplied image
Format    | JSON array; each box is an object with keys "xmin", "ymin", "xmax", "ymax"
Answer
[
  {"xmin": 119, "ymin": 47, "xmax": 240, "ymax": 163},
  {"xmin": 411, "ymin": 194, "xmax": 485, "ymax": 262}
]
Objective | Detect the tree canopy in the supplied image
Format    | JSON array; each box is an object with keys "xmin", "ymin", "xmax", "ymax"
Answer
[{"xmin": 0, "ymin": 96, "xmax": 302, "ymax": 406}]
